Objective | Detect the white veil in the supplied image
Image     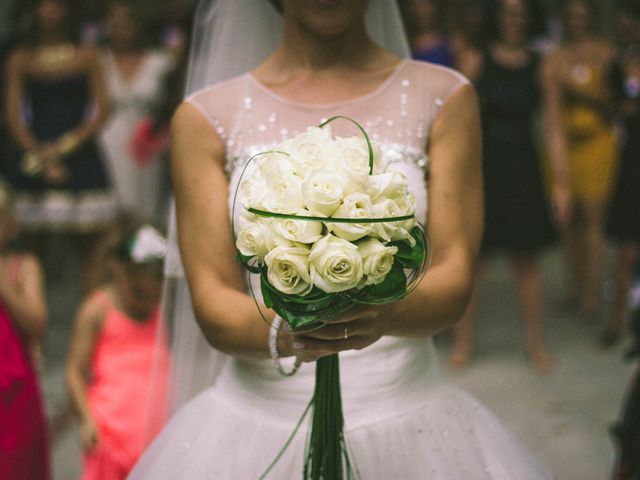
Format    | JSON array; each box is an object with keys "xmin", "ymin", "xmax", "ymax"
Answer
[{"xmin": 161, "ymin": 0, "xmax": 411, "ymax": 415}]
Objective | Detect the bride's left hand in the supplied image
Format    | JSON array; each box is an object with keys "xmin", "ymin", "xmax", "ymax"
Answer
[{"xmin": 290, "ymin": 305, "xmax": 395, "ymax": 363}]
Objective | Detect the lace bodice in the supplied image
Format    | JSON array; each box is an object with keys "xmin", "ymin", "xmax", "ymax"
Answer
[
  {"xmin": 164, "ymin": 60, "xmax": 468, "ymax": 277},
  {"xmin": 186, "ymin": 59, "xmax": 467, "ymax": 179}
]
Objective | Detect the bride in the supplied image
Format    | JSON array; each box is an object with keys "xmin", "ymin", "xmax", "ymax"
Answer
[{"xmin": 130, "ymin": 0, "xmax": 552, "ymax": 478}]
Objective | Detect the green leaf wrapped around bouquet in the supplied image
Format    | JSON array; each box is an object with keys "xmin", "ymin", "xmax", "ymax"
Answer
[
  {"xmin": 389, "ymin": 226, "xmax": 426, "ymax": 269},
  {"xmin": 355, "ymin": 262, "xmax": 407, "ymax": 304},
  {"xmin": 236, "ymin": 251, "xmax": 261, "ymax": 274},
  {"xmin": 260, "ymin": 270, "xmax": 352, "ymax": 330}
]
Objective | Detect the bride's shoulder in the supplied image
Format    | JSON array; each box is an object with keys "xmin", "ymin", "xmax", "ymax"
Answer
[
  {"xmin": 176, "ymin": 74, "xmax": 250, "ymax": 133},
  {"xmin": 402, "ymin": 60, "xmax": 470, "ymax": 86},
  {"xmin": 400, "ymin": 59, "xmax": 471, "ymax": 102},
  {"xmin": 183, "ymin": 74, "xmax": 249, "ymax": 114}
]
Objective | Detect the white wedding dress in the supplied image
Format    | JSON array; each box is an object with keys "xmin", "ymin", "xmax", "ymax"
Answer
[
  {"xmin": 99, "ymin": 49, "xmax": 173, "ymax": 222},
  {"xmin": 129, "ymin": 60, "xmax": 552, "ymax": 479}
]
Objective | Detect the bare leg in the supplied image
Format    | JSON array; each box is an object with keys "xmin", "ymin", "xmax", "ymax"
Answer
[
  {"xmin": 600, "ymin": 242, "xmax": 638, "ymax": 347},
  {"xmin": 510, "ymin": 251, "xmax": 553, "ymax": 372},
  {"xmin": 580, "ymin": 201, "xmax": 607, "ymax": 318},
  {"xmin": 563, "ymin": 205, "xmax": 585, "ymax": 309},
  {"xmin": 449, "ymin": 261, "xmax": 484, "ymax": 370}
]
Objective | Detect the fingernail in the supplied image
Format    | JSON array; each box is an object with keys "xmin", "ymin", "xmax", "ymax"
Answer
[{"xmin": 293, "ymin": 342, "xmax": 305, "ymax": 350}]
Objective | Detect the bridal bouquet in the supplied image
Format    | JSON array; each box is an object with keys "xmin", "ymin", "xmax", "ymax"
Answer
[{"xmin": 233, "ymin": 116, "xmax": 429, "ymax": 479}]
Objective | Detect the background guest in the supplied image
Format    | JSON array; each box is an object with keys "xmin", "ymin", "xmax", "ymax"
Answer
[
  {"xmin": 99, "ymin": 1, "xmax": 174, "ymax": 224},
  {"xmin": 65, "ymin": 222, "xmax": 170, "ymax": 480},
  {"xmin": 542, "ymin": 0, "xmax": 617, "ymax": 321},
  {"xmin": 0, "ymin": 178, "xmax": 50, "ymax": 480},
  {"xmin": 3, "ymin": 0, "xmax": 117, "ymax": 290},
  {"xmin": 450, "ymin": 0, "xmax": 560, "ymax": 372},
  {"xmin": 601, "ymin": 0, "xmax": 640, "ymax": 347},
  {"xmin": 400, "ymin": 0, "xmax": 454, "ymax": 67}
]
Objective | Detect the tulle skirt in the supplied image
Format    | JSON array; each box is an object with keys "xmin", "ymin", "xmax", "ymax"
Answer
[{"xmin": 129, "ymin": 338, "xmax": 552, "ymax": 479}]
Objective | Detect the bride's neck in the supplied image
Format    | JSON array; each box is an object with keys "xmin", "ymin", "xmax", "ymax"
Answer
[{"xmin": 274, "ymin": 20, "xmax": 377, "ymax": 71}]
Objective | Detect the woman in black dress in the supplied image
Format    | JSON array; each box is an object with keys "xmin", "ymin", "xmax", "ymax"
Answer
[
  {"xmin": 450, "ymin": 0, "xmax": 565, "ymax": 371},
  {"xmin": 4, "ymin": 0, "xmax": 117, "ymax": 289},
  {"xmin": 601, "ymin": 0, "xmax": 640, "ymax": 347}
]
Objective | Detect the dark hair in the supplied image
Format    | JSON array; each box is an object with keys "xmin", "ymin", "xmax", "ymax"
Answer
[
  {"xmin": 104, "ymin": 0, "xmax": 157, "ymax": 49},
  {"xmin": 557, "ymin": 0, "xmax": 602, "ymax": 31},
  {"xmin": 110, "ymin": 221, "xmax": 166, "ymax": 266},
  {"xmin": 615, "ymin": 0, "xmax": 640, "ymax": 18},
  {"xmin": 447, "ymin": 0, "xmax": 491, "ymax": 48},
  {"xmin": 18, "ymin": 0, "xmax": 83, "ymax": 46},
  {"xmin": 267, "ymin": 0, "xmax": 283, "ymax": 14},
  {"xmin": 485, "ymin": 0, "xmax": 546, "ymax": 41},
  {"xmin": 0, "ymin": 177, "xmax": 15, "ymax": 211},
  {"xmin": 398, "ymin": 0, "xmax": 449, "ymax": 38}
]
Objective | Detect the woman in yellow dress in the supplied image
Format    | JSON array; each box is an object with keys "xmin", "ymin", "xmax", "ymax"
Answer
[{"xmin": 543, "ymin": 0, "xmax": 617, "ymax": 319}]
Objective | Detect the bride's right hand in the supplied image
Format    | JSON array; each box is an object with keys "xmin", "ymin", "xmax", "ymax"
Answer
[{"xmin": 288, "ymin": 304, "xmax": 394, "ymax": 363}]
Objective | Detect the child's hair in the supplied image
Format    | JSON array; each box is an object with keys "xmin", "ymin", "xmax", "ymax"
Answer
[
  {"xmin": 110, "ymin": 221, "xmax": 167, "ymax": 267},
  {"xmin": 0, "ymin": 177, "xmax": 15, "ymax": 211}
]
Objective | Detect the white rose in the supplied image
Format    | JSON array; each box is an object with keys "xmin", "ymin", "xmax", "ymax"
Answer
[
  {"xmin": 372, "ymin": 193, "xmax": 417, "ymax": 245},
  {"xmin": 236, "ymin": 219, "xmax": 278, "ymax": 263},
  {"xmin": 258, "ymin": 151, "xmax": 295, "ymax": 181},
  {"xmin": 302, "ymin": 170, "xmax": 344, "ymax": 216},
  {"xmin": 392, "ymin": 191, "xmax": 418, "ymax": 239},
  {"xmin": 366, "ymin": 170, "xmax": 408, "ymax": 201},
  {"xmin": 309, "ymin": 235, "xmax": 363, "ymax": 293},
  {"xmin": 239, "ymin": 174, "xmax": 268, "ymax": 209},
  {"xmin": 327, "ymin": 192, "xmax": 375, "ymax": 242},
  {"xmin": 265, "ymin": 246, "xmax": 313, "ymax": 296},
  {"xmin": 357, "ymin": 238, "xmax": 398, "ymax": 286},
  {"xmin": 330, "ymin": 136, "xmax": 371, "ymax": 195},
  {"xmin": 261, "ymin": 170, "xmax": 306, "ymax": 214},
  {"xmin": 280, "ymin": 126, "xmax": 333, "ymax": 176},
  {"xmin": 374, "ymin": 146, "xmax": 391, "ymax": 173},
  {"xmin": 272, "ymin": 209, "xmax": 323, "ymax": 244},
  {"xmin": 371, "ymin": 198, "xmax": 401, "ymax": 242}
]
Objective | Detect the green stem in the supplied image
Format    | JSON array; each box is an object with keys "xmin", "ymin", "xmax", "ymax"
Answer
[
  {"xmin": 304, "ymin": 354, "xmax": 352, "ymax": 479},
  {"xmin": 247, "ymin": 207, "xmax": 414, "ymax": 224}
]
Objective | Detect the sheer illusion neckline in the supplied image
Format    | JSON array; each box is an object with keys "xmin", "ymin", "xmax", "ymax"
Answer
[{"xmin": 246, "ymin": 59, "xmax": 407, "ymax": 110}]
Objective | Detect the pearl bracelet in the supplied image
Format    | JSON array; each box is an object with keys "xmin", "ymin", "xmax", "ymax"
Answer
[{"xmin": 269, "ymin": 315, "xmax": 302, "ymax": 376}]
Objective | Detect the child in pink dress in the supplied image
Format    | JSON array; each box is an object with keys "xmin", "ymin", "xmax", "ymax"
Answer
[
  {"xmin": 0, "ymin": 179, "xmax": 50, "ymax": 480},
  {"xmin": 65, "ymin": 224, "xmax": 170, "ymax": 480}
]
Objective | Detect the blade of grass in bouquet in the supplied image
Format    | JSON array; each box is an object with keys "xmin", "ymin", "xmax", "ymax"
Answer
[
  {"xmin": 303, "ymin": 354, "xmax": 354, "ymax": 480},
  {"xmin": 319, "ymin": 115, "xmax": 375, "ymax": 175},
  {"xmin": 230, "ymin": 149, "xmax": 291, "ymax": 250},
  {"xmin": 248, "ymin": 207, "xmax": 415, "ymax": 224},
  {"xmin": 258, "ymin": 397, "xmax": 315, "ymax": 480}
]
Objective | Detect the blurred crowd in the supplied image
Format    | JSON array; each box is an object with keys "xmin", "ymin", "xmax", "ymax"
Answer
[
  {"xmin": 0, "ymin": 0, "xmax": 639, "ymax": 479},
  {"xmin": 400, "ymin": 0, "xmax": 640, "ymax": 372}
]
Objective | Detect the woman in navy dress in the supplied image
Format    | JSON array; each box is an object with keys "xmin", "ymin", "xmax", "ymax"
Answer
[
  {"xmin": 450, "ymin": 0, "xmax": 562, "ymax": 372},
  {"xmin": 4, "ymin": 0, "xmax": 117, "ymax": 289}
]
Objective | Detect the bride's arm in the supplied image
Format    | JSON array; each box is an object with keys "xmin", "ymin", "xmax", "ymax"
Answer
[
  {"xmin": 388, "ymin": 83, "xmax": 483, "ymax": 335},
  {"xmin": 170, "ymin": 102, "xmax": 277, "ymax": 359}
]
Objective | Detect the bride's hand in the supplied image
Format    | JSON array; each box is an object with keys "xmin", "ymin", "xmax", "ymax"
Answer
[{"xmin": 290, "ymin": 305, "xmax": 394, "ymax": 363}]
